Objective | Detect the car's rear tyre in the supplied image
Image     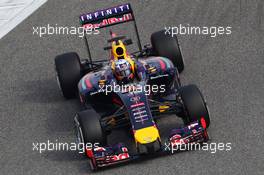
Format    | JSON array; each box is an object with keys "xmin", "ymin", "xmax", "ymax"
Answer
[
  {"xmin": 151, "ymin": 30, "xmax": 184, "ymax": 73},
  {"xmin": 55, "ymin": 52, "xmax": 82, "ymax": 99},
  {"xmin": 179, "ymin": 85, "xmax": 210, "ymax": 128},
  {"xmin": 75, "ymin": 109, "xmax": 106, "ymax": 146}
]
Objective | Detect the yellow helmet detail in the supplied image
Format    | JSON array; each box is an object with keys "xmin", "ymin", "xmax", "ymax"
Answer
[
  {"xmin": 111, "ymin": 40, "xmax": 135, "ymax": 74},
  {"xmin": 111, "ymin": 40, "xmax": 127, "ymax": 60}
]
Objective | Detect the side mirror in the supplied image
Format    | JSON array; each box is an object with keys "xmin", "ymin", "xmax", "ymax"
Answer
[
  {"xmin": 123, "ymin": 39, "xmax": 133, "ymax": 45},
  {"xmin": 103, "ymin": 46, "xmax": 112, "ymax": 50}
]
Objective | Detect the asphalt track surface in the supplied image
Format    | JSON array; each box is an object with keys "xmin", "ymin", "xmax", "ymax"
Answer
[{"xmin": 0, "ymin": 0, "xmax": 263, "ymax": 175}]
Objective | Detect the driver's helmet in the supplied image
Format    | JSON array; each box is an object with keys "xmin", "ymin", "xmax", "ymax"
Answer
[{"xmin": 113, "ymin": 59, "xmax": 134, "ymax": 83}]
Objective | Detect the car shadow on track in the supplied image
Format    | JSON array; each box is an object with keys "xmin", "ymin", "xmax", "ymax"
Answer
[
  {"xmin": 18, "ymin": 79, "xmax": 67, "ymax": 104},
  {"xmin": 17, "ymin": 79, "xmax": 81, "ymax": 133},
  {"xmin": 42, "ymin": 150, "xmax": 93, "ymax": 173}
]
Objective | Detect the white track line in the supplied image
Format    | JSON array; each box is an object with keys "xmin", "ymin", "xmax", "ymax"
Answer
[{"xmin": 0, "ymin": 0, "xmax": 47, "ymax": 39}]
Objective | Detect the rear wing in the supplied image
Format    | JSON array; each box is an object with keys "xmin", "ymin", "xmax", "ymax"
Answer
[
  {"xmin": 79, "ymin": 3, "xmax": 142, "ymax": 64},
  {"xmin": 79, "ymin": 3, "xmax": 134, "ymax": 29}
]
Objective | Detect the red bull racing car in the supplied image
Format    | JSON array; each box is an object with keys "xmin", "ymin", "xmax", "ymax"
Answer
[{"xmin": 55, "ymin": 3, "xmax": 211, "ymax": 170}]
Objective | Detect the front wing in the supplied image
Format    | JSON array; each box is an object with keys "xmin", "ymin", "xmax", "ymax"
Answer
[{"xmin": 85, "ymin": 120, "xmax": 209, "ymax": 170}]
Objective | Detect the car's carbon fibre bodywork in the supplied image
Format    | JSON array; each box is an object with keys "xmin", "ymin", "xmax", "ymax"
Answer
[
  {"xmin": 55, "ymin": 2, "xmax": 211, "ymax": 171},
  {"xmin": 78, "ymin": 56, "xmax": 176, "ymax": 146}
]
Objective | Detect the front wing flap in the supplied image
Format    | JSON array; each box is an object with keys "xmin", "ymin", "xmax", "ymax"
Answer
[{"xmin": 86, "ymin": 121, "xmax": 209, "ymax": 170}]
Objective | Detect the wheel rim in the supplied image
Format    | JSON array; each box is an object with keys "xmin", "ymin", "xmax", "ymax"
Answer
[
  {"xmin": 56, "ymin": 75, "xmax": 62, "ymax": 91},
  {"xmin": 74, "ymin": 116, "xmax": 85, "ymax": 153},
  {"xmin": 55, "ymin": 67, "xmax": 64, "ymax": 97},
  {"xmin": 76, "ymin": 126, "xmax": 84, "ymax": 143},
  {"xmin": 89, "ymin": 159, "xmax": 95, "ymax": 170}
]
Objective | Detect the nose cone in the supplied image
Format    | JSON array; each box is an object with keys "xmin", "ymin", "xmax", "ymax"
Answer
[{"xmin": 134, "ymin": 126, "xmax": 160, "ymax": 144}]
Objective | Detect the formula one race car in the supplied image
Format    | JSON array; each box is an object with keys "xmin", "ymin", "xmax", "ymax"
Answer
[{"xmin": 55, "ymin": 3, "xmax": 211, "ymax": 170}]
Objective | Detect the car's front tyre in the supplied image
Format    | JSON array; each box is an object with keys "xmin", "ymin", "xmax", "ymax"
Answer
[
  {"xmin": 179, "ymin": 84, "xmax": 210, "ymax": 128},
  {"xmin": 75, "ymin": 109, "xmax": 106, "ymax": 147}
]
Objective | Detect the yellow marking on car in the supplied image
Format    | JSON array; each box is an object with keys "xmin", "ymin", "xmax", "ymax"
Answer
[
  {"xmin": 98, "ymin": 79, "xmax": 106, "ymax": 86},
  {"xmin": 111, "ymin": 40, "xmax": 135, "ymax": 73},
  {"xmin": 159, "ymin": 105, "xmax": 170, "ymax": 112},
  {"xmin": 148, "ymin": 67, "xmax": 157, "ymax": 73},
  {"xmin": 134, "ymin": 126, "xmax": 160, "ymax": 144},
  {"xmin": 107, "ymin": 117, "xmax": 116, "ymax": 125}
]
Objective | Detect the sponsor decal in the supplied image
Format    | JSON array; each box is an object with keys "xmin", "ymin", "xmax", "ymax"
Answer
[
  {"xmin": 192, "ymin": 129, "xmax": 198, "ymax": 134},
  {"xmin": 80, "ymin": 3, "xmax": 132, "ymax": 24},
  {"xmin": 150, "ymin": 74, "xmax": 169, "ymax": 80},
  {"xmin": 133, "ymin": 110, "xmax": 147, "ymax": 116},
  {"xmin": 90, "ymin": 91, "xmax": 101, "ymax": 96},
  {"xmin": 83, "ymin": 13, "xmax": 133, "ymax": 28},
  {"xmin": 134, "ymin": 115, "xmax": 149, "ymax": 123},
  {"xmin": 111, "ymin": 153, "xmax": 130, "ymax": 161},
  {"xmin": 131, "ymin": 103, "xmax": 149, "ymax": 123},
  {"xmin": 130, "ymin": 96, "xmax": 140, "ymax": 102},
  {"xmin": 188, "ymin": 122, "xmax": 199, "ymax": 129},
  {"xmin": 130, "ymin": 102, "xmax": 144, "ymax": 108},
  {"xmin": 131, "ymin": 106, "xmax": 145, "ymax": 112}
]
